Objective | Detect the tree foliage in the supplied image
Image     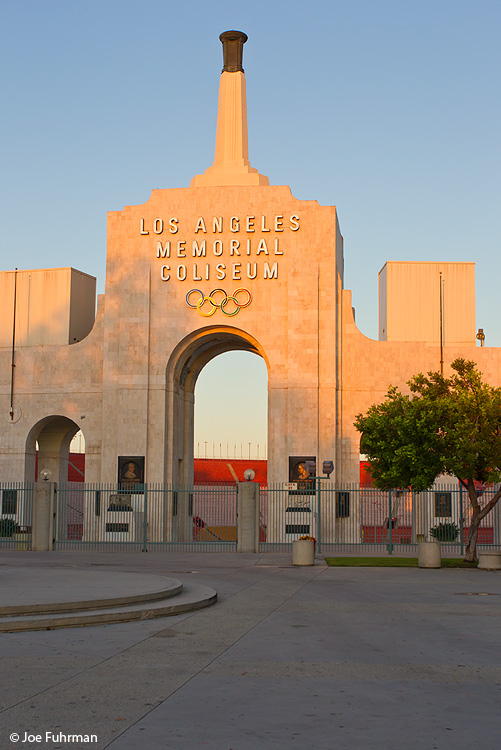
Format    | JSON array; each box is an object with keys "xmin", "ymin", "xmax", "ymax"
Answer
[{"xmin": 355, "ymin": 359, "xmax": 501, "ymax": 561}]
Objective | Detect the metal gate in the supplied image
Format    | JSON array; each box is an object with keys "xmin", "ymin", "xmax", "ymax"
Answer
[
  {"xmin": 259, "ymin": 482, "xmax": 501, "ymax": 554},
  {"xmin": 0, "ymin": 482, "xmax": 34, "ymax": 550},
  {"xmin": 54, "ymin": 482, "xmax": 238, "ymax": 551}
]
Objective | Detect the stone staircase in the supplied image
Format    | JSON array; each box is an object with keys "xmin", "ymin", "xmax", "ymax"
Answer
[{"xmin": 0, "ymin": 568, "xmax": 217, "ymax": 632}]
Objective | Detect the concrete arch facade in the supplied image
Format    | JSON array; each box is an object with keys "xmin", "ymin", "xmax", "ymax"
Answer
[{"xmin": 1, "ymin": 30, "xmax": 501, "ymax": 490}]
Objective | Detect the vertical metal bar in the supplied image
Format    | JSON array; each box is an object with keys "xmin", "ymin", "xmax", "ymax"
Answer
[
  {"xmin": 439, "ymin": 272, "xmax": 444, "ymax": 375},
  {"xmin": 360, "ymin": 483, "xmax": 364, "ymax": 548},
  {"xmin": 10, "ymin": 268, "xmax": 18, "ymax": 420},
  {"xmin": 142, "ymin": 484, "xmax": 148, "ymax": 552},
  {"xmin": 317, "ymin": 478, "xmax": 322, "ymax": 554},
  {"xmin": 388, "ymin": 489, "xmax": 393, "ymax": 555},
  {"xmin": 459, "ymin": 483, "xmax": 464, "ymax": 556}
]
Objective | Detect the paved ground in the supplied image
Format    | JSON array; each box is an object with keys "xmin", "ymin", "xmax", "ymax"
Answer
[{"xmin": 0, "ymin": 550, "xmax": 500, "ymax": 750}]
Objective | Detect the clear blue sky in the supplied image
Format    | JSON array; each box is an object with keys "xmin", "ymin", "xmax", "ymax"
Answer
[{"xmin": 1, "ymin": 1, "xmax": 499, "ymax": 453}]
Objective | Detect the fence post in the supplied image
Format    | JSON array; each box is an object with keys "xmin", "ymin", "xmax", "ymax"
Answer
[
  {"xmin": 32, "ymin": 481, "xmax": 56, "ymax": 551},
  {"xmin": 237, "ymin": 481, "xmax": 259, "ymax": 552}
]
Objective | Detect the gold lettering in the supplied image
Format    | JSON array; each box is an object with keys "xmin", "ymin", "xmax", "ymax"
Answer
[
  {"xmin": 156, "ymin": 241, "xmax": 171, "ymax": 258},
  {"xmin": 264, "ymin": 262, "xmax": 278, "ymax": 279},
  {"xmin": 257, "ymin": 239, "xmax": 269, "ymax": 255},
  {"xmin": 194, "ymin": 217, "xmax": 207, "ymax": 233},
  {"xmin": 192, "ymin": 240, "xmax": 207, "ymax": 257},
  {"xmin": 247, "ymin": 262, "xmax": 257, "ymax": 279}
]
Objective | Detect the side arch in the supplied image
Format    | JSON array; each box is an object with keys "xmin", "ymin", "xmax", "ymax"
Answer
[{"xmin": 25, "ymin": 415, "xmax": 82, "ymax": 483}]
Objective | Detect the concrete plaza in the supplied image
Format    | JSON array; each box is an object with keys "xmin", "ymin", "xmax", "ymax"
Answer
[{"xmin": 0, "ymin": 550, "xmax": 500, "ymax": 749}]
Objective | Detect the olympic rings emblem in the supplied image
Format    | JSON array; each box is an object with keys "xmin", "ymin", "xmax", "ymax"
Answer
[{"xmin": 186, "ymin": 288, "xmax": 252, "ymax": 317}]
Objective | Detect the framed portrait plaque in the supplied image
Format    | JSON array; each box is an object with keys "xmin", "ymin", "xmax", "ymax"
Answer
[
  {"xmin": 117, "ymin": 456, "xmax": 145, "ymax": 493},
  {"xmin": 288, "ymin": 456, "xmax": 316, "ymax": 495}
]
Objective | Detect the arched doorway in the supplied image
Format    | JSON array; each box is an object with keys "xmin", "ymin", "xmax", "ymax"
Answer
[
  {"xmin": 165, "ymin": 326, "xmax": 269, "ymax": 485},
  {"xmin": 194, "ymin": 350, "xmax": 267, "ymax": 463},
  {"xmin": 25, "ymin": 415, "xmax": 81, "ymax": 483}
]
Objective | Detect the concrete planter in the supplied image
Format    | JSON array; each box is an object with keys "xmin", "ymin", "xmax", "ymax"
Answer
[
  {"xmin": 292, "ymin": 539, "xmax": 315, "ymax": 566},
  {"xmin": 477, "ymin": 551, "xmax": 501, "ymax": 570},
  {"xmin": 418, "ymin": 541, "xmax": 441, "ymax": 568}
]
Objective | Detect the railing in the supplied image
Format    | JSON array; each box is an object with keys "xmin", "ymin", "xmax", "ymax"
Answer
[
  {"xmin": 1, "ymin": 480, "xmax": 500, "ymax": 554},
  {"xmin": 53, "ymin": 482, "xmax": 237, "ymax": 552},
  {"xmin": 0, "ymin": 483, "xmax": 34, "ymax": 549},
  {"xmin": 259, "ymin": 482, "xmax": 501, "ymax": 554}
]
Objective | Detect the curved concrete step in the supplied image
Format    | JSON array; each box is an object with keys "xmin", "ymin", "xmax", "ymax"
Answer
[
  {"xmin": 0, "ymin": 568, "xmax": 186, "ymax": 617},
  {"xmin": 0, "ymin": 578, "xmax": 184, "ymax": 617},
  {"xmin": 0, "ymin": 582, "xmax": 217, "ymax": 632}
]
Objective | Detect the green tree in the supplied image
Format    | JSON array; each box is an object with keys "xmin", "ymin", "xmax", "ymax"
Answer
[{"xmin": 355, "ymin": 359, "xmax": 501, "ymax": 562}]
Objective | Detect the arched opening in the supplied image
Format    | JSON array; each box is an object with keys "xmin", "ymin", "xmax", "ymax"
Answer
[
  {"xmin": 194, "ymin": 350, "xmax": 268, "ymax": 479},
  {"xmin": 68, "ymin": 430, "xmax": 86, "ymax": 482},
  {"xmin": 165, "ymin": 326, "xmax": 269, "ymax": 486},
  {"xmin": 25, "ymin": 415, "xmax": 82, "ymax": 483}
]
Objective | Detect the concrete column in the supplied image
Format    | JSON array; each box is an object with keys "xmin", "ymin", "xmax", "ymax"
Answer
[
  {"xmin": 32, "ymin": 482, "xmax": 55, "ymax": 551},
  {"xmin": 237, "ymin": 481, "xmax": 259, "ymax": 553}
]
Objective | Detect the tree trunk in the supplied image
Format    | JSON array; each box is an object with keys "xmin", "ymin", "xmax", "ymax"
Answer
[
  {"xmin": 464, "ymin": 505, "xmax": 482, "ymax": 562},
  {"xmin": 463, "ymin": 480, "xmax": 501, "ymax": 562}
]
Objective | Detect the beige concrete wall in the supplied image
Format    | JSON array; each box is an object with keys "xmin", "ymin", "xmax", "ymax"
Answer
[
  {"xmin": 378, "ymin": 261, "xmax": 475, "ymax": 345},
  {"xmin": 100, "ymin": 184, "xmax": 342, "ymax": 484},
  {"xmin": 69, "ymin": 270, "xmax": 97, "ymax": 343},
  {"xmin": 339, "ymin": 287, "xmax": 501, "ymax": 483},
  {"xmin": 0, "ymin": 296, "xmax": 105, "ymax": 483},
  {"xmin": 0, "ymin": 196, "xmax": 497, "ymax": 490},
  {"xmin": 0, "ymin": 268, "xmax": 96, "ymax": 348}
]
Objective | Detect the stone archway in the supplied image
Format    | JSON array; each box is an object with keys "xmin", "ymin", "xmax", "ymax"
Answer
[
  {"xmin": 25, "ymin": 415, "xmax": 81, "ymax": 483},
  {"xmin": 165, "ymin": 325, "xmax": 269, "ymax": 485}
]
